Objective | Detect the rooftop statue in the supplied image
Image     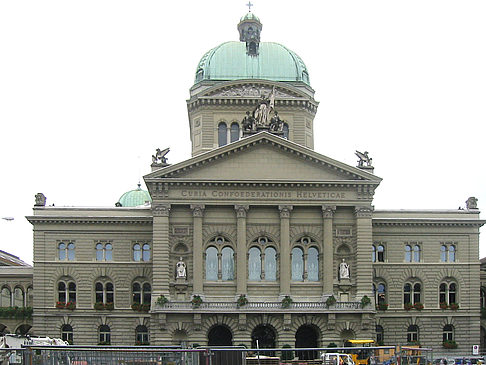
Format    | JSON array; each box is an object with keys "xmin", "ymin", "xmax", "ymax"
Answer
[
  {"xmin": 466, "ymin": 197, "xmax": 478, "ymax": 210},
  {"xmin": 152, "ymin": 148, "xmax": 170, "ymax": 165},
  {"xmin": 355, "ymin": 150, "xmax": 373, "ymax": 167}
]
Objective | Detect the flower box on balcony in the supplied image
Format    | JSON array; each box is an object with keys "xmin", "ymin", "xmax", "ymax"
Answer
[{"xmin": 413, "ymin": 302, "xmax": 424, "ymax": 311}]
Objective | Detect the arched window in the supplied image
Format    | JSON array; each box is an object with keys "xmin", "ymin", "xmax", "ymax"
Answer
[
  {"xmin": 142, "ymin": 244, "xmax": 151, "ymax": 261},
  {"xmin": 377, "ymin": 245, "xmax": 385, "ymax": 262},
  {"xmin": 264, "ymin": 247, "xmax": 277, "ymax": 281},
  {"xmin": 404, "ymin": 282, "xmax": 422, "ymax": 306},
  {"xmin": 413, "ymin": 245, "xmax": 421, "ymax": 262},
  {"xmin": 221, "ymin": 247, "xmax": 234, "ymax": 280},
  {"xmin": 407, "ymin": 325, "xmax": 419, "ymax": 343},
  {"xmin": 133, "ymin": 243, "xmax": 150, "ymax": 261},
  {"xmin": 58, "ymin": 280, "xmax": 76, "ymax": 304},
  {"xmin": 59, "ymin": 242, "xmax": 75, "ymax": 261},
  {"xmin": 96, "ymin": 242, "xmax": 113, "ymax": 261},
  {"xmin": 67, "ymin": 242, "xmax": 75, "ymax": 261},
  {"xmin": 372, "ymin": 245, "xmax": 376, "ymax": 262},
  {"xmin": 132, "ymin": 281, "xmax": 151, "ymax": 305},
  {"xmin": 375, "ymin": 283, "xmax": 386, "ymax": 305},
  {"xmin": 405, "ymin": 245, "xmax": 412, "ymax": 262},
  {"xmin": 218, "ymin": 122, "xmax": 228, "ymax": 147},
  {"xmin": 282, "ymin": 123, "xmax": 289, "ymax": 139},
  {"xmin": 135, "ymin": 325, "xmax": 149, "ymax": 345},
  {"xmin": 376, "ymin": 325, "xmax": 384, "ymax": 345},
  {"xmin": 98, "ymin": 325, "xmax": 111, "ymax": 345},
  {"xmin": 481, "ymin": 288, "xmax": 486, "ymax": 309},
  {"xmin": 0, "ymin": 287, "xmax": 11, "ymax": 307},
  {"xmin": 249, "ymin": 247, "xmax": 261, "ymax": 281},
  {"xmin": 61, "ymin": 324, "xmax": 73, "ymax": 344},
  {"xmin": 205, "ymin": 246, "xmax": 218, "ymax": 281},
  {"xmin": 133, "ymin": 243, "xmax": 141, "ymax": 261},
  {"xmin": 291, "ymin": 247, "xmax": 304, "ymax": 281},
  {"xmin": 95, "ymin": 281, "xmax": 114, "ymax": 304},
  {"xmin": 440, "ymin": 282, "xmax": 457, "ymax": 305},
  {"xmin": 230, "ymin": 123, "xmax": 240, "ymax": 143},
  {"xmin": 443, "ymin": 324, "xmax": 454, "ymax": 342},
  {"xmin": 449, "ymin": 245, "xmax": 456, "ymax": 262},
  {"xmin": 307, "ymin": 247, "xmax": 319, "ymax": 281},
  {"xmin": 13, "ymin": 287, "xmax": 24, "ymax": 307},
  {"xmin": 26, "ymin": 287, "xmax": 33, "ymax": 307},
  {"xmin": 440, "ymin": 245, "xmax": 447, "ymax": 262}
]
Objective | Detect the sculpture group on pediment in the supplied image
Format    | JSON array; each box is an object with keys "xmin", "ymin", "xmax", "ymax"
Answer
[
  {"xmin": 152, "ymin": 148, "xmax": 170, "ymax": 165},
  {"xmin": 242, "ymin": 87, "xmax": 286, "ymax": 136}
]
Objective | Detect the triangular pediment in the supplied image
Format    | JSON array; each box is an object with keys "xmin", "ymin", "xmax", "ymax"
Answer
[{"xmin": 145, "ymin": 133, "xmax": 381, "ymax": 186}]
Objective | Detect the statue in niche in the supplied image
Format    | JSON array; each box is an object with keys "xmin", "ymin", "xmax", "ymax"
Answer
[
  {"xmin": 176, "ymin": 257, "xmax": 186, "ymax": 279},
  {"xmin": 339, "ymin": 259, "xmax": 350, "ymax": 280}
]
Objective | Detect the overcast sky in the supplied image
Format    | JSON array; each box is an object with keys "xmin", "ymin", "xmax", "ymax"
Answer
[{"xmin": 1, "ymin": 1, "xmax": 485, "ymax": 265}]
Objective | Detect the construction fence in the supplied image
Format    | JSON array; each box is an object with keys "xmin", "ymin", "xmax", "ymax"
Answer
[{"xmin": 0, "ymin": 345, "xmax": 433, "ymax": 365}]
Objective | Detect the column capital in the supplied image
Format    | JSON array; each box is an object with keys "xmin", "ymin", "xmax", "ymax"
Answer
[
  {"xmin": 235, "ymin": 205, "xmax": 249, "ymax": 218},
  {"xmin": 278, "ymin": 205, "xmax": 293, "ymax": 218},
  {"xmin": 355, "ymin": 206, "xmax": 373, "ymax": 218},
  {"xmin": 191, "ymin": 204, "xmax": 205, "ymax": 217},
  {"xmin": 153, "ymin": 204, "xmax": 171, "ymax": 217},
  {"xmin": 322, "ymin": 205, "xmax": 336, "ymax": 218}
]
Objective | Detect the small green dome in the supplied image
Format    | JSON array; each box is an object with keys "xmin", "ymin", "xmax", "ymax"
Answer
[
  {"xmin": 240, "ymin": 12, "xmax": 260, "ymax": 22},
  {"xmin": 194, "ymin": 41, "xmax": 310, "ymax": 85},
  {"xmin": 117, "ymin": 184, "xmax": 152, "ymax": 207}
]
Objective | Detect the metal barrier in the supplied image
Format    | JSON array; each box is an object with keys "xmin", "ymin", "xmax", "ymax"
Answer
[{"xmin": 0, "ymin": 345, "xmax": 434, "ymax": 365}]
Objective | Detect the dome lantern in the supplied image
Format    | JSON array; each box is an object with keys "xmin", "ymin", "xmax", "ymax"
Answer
[{"xmin": 237, "ymin": 8, "xmax": 262, "ymax": 56}]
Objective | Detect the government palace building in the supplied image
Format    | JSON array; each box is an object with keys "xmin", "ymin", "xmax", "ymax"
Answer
[{"xmin": 1, "ymin": 9, "xmax": 485, "ymax": 354}]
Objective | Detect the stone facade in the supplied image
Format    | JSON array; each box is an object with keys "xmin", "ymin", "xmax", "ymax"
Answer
[{"xmin": 14, "ymin": 9, "xmax": 486, "ymax": 355}]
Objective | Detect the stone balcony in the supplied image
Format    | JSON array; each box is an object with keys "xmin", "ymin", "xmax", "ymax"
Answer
[{"xmin": 153, "ymin": 301, "xmax": 368, "ymax": 313}]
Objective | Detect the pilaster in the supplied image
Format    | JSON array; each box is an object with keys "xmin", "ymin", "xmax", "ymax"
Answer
[
  {"xmin": 235, "ymin": 205, "xmax": 249, "ymax": 296},
  {"xmin": 191, "ymin": 204, "xmax": 205, "ymax": 296},
  {"xmin": 322, "ymin": 205, "xmax": 336, "ymax": 297},
  {"xmin": 355, "ymin": 206, "xmax": 373, "ymax": 297},
  {"xmin": 152, "ymin": 204, "xmax": 171, "ymax": 297},
  {"xmin": 279, "ymin": 205, "xmax": 293, "ymax": 297}
]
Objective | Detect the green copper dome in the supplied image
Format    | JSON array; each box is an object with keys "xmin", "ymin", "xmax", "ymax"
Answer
[
  {"xmin": 117, "ymin": 184, "xmax": 152, "ymax": 207},
  {"xmin": 195, "ymin": 42, "xmax": 310, "ymax": 85},
  {"xmin": 194, "ymin": 13, "xmax": 310, "ymax": 86}
]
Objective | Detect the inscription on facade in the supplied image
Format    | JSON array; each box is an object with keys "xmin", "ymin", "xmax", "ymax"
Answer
[{"xmin": 179, "ymin": 190, "xmax": 346, "ymax": 200}]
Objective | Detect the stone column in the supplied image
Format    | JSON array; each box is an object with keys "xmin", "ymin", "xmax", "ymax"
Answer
[
  {"xmin": 191, "ymin": 204, "xmax": 205, "ymax": 296},
  {"xmin": 279, "ymin": 205, "xmax": 293, "ymax": 297},
  {"xmin": 235, "ymin": 205, "xmax": 249, "ymax": 296},
  {"xmin": 152, "ymin": 203, "xmax": 171, "ymax": 297},
  {"xmin": 355, "ymin": 206, "xmax": 373, "ymax": 297},
  {"xmin": 322, "ymin": 206, "xmax": 335, "ymax": 297}
]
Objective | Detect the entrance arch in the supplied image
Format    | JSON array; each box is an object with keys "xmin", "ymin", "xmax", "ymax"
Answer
[
  {"xmin": 251, "ymin": 325, "xmax": 276, "ymax": 350},
  {"xmin": 340, "ymin": 329, "xmax": 355, "ymax": 346},
  {"xmin": 295, "ymin": 325, "xmax": 319, "ymax": 360},
  {"xmin": 208, "ymin": 325, "xmax": 233, "ymax": 346}
]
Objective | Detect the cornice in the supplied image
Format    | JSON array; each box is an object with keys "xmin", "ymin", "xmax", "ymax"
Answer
[
  {"xmin": 372, "ymin": 218, "xmax": 486, "ymax": 228},
  {"xmin": 26, "ymin": 216, "xmax": 153, "ymax": 225},
  {"xmin": 187, "ymin": 98, "xmax": 318, "ymax": 115}
]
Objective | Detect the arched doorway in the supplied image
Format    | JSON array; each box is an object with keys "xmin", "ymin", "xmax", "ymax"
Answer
[
  {"xmin": 15, "ymin": 324, "xmax": 32, "ymax": 336},
  {"xmin": 208, "ymin": 325, "xmax": 233, "ymax": 346},
  {"xmin": 295, "ymin": 325, "xmax": 319, "ymax": 360},
  {"xmin": 340, "ymin": 329, "xmax": 355, "ymax": 346},
  {"xmin": 251, "ymin": 325, "xmax": 276, "ymax": 355}
]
